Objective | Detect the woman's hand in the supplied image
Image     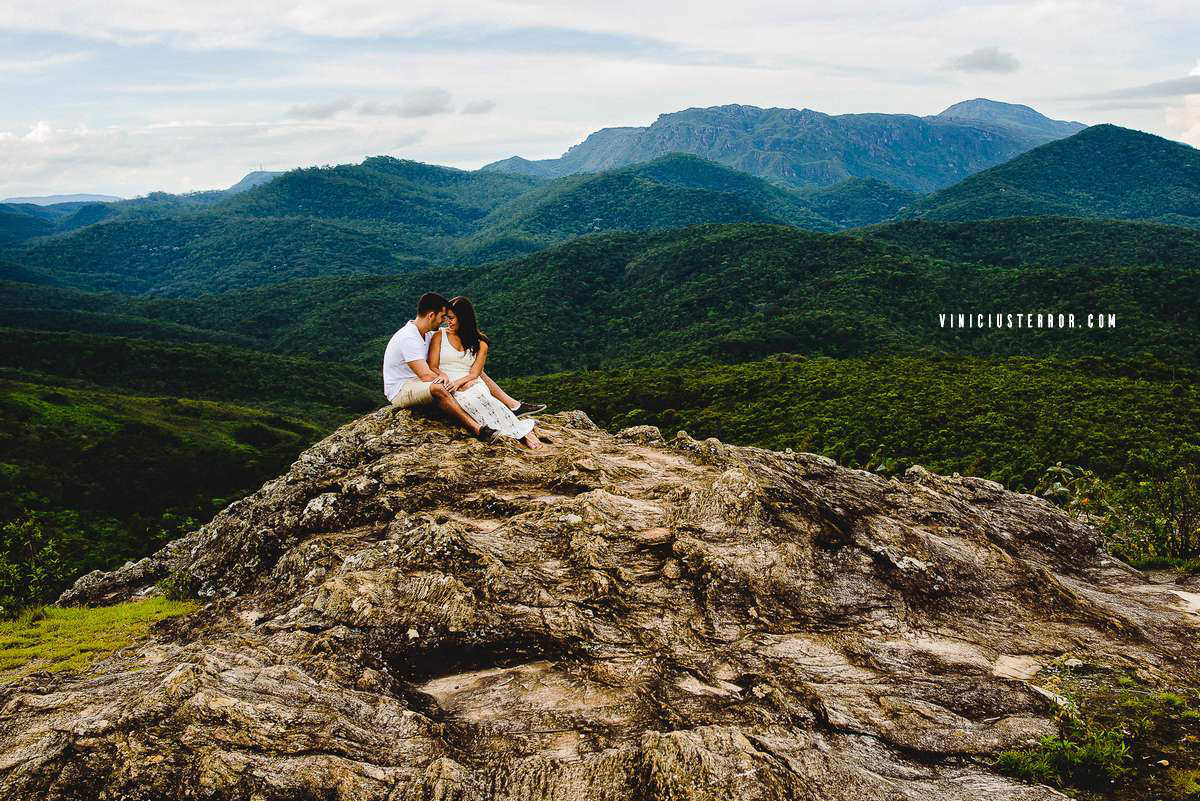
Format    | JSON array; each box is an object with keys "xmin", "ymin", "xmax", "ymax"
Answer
[{"xmin": 450, "ymin": 376, "xmax": 478, "ymax": 393}]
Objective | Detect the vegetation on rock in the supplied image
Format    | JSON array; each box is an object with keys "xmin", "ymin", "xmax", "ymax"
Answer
[{"xmin": 0, "ymin": 598, "xmax": 198, "ymax": 684}]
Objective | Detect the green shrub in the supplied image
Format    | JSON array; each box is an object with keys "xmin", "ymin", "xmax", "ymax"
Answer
[
  {"xmin": 0, "ymin": 510, "xmax": 79, "ymax": 616},
  {"xmin": 993, "ymin": 672, "xmax": 1200, "ymax": 799}
]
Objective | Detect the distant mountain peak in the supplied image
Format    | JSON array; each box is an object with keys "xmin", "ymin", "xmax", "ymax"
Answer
[
  {"xmin": 223, "ymin": 171, "xmax": 283, "ymax": 195},
  {"xmin": 483, "ymin": 99, "xmax": 1088, "ymax": 192},
  {"xmin": 2, "ymin": 193, "xmax": 123, "ymax": 206},
  {"xmin": 934, "ymin": 98, "xmax": 1087, "ymax": 137},
  {"xmin": 938, "ymin": 97, "xmax": 1042, "ymax": 117}
]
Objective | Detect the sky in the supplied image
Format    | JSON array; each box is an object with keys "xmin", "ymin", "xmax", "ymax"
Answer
[{"xmin": 2, "ymin": 0, "xmax": 1199, "ymax": 199}]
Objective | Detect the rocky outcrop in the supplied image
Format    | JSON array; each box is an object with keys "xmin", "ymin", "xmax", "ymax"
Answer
[{"xmin": 3, "ymin": 408, "xmax": 1198, "ymax": 800}]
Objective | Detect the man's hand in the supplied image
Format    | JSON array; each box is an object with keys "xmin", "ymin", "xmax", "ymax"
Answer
[{"xmin": 448, "ymin": 376, "xmax": 478, "ymax": 393}]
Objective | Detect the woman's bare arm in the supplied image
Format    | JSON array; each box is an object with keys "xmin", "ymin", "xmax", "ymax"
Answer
[
  {"xmin": 466, "ymin": 341, "xmax": 488, "ymax": 379},
  {"xmin": 450, "ymin": 341, "xmax": 488, "ymax": 391}
]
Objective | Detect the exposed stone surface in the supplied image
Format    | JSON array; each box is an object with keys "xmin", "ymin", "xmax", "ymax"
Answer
[{"xmin": 4, "ymin": 408, "xmax": 1198, "ymax": 800}]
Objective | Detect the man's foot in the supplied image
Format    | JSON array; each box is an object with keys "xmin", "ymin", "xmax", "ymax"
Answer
[
  {"xmin": 475, "ymin": 425, "xmax": 498, "ymax": 443},
  {"xmin": 511, "ymin": 401, "xmax": 547, "ymax": 418}
]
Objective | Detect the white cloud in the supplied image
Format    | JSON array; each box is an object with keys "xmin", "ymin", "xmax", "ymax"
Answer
[
  {"xmin": 0, "ymin": 117, "xmax": 428, "ymax": 197},
  {"xmin": 1165, "ymin": 60, "xmax": 1200, "ymax": 146},
  {"xmin": 286, "ymin": 98, "xmax": 355, "ymax": 120},
  {"xmin": 460, "ymin": 99, "xmax": 496, "ymax": 114},
  {"xmin": 1166, "ymin": 95, "xmax": 1200, "ymax": 146},
  {"xmin": 4, "ymin": 1, "xmax": 1200, "ymax": 193},
  {"xmin": 24, "ymin": 121, "xmax": 54, "ymax": 143},
  {"xmin": 945, "ymin": 46, "xmax": 1020, "ymax": 74},
  {"xmin": 0, "ymin": 51, "xmax": 91, "ymax": 77},
  {"xmin": 358, "ymin": 89, "xmax": 454, "ymax": 118}
]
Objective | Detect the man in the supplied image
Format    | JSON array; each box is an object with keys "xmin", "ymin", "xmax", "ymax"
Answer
[{"xmin": 382, "ymin": 292, "xmax": 545, "ymax": 440}]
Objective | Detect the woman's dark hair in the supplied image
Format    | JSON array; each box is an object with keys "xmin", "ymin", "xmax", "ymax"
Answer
[{"xmin": 449, "ymin": 296, "xmax": 489, "ymax": 355}]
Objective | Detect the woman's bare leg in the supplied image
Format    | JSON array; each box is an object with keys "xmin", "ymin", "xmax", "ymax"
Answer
[{"xmin": 480, "ymin": 371, "xmax": 520, "ymax": 410}]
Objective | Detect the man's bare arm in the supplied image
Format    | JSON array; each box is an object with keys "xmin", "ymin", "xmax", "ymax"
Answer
[{"xmin": 406, "ymin": 358, "xmax": 447, "ymax": 385}]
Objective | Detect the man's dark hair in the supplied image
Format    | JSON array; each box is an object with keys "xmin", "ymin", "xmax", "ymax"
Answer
[{"xmin": 416, "ymin": 292, "xmax": 450, "ymax": 316}]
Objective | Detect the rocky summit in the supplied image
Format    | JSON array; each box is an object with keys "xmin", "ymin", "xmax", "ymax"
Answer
[{"xmin": 3, "ymin": 409, "xmax": 1198, "ymax": 800}]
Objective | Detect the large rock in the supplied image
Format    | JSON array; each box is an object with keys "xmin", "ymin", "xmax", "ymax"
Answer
[{"xmin": 3, "ymin": 409, "xmax": 1197, "ymax": 800}]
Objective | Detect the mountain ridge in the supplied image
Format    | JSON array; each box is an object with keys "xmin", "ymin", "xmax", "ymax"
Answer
[
  {"xmin": 482, "ymin": 98, "xmax": 1088, "ymax": 191},
  {"xmin": 1, "ymin": 193, "xmax": 123, "ymax": 205},
  {"xmin": 899, "ymin": 124, "xmax": 1200, "ymax": 225}
]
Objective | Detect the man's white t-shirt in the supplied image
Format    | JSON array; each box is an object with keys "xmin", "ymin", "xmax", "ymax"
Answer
[{"xmin": 382, "ymin": 321, "xmax": 433, "ymax": 401}]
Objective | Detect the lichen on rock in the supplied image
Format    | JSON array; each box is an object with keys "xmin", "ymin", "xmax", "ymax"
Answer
[{"xmin": 3, "ymin": 407, "xmax": 1197, "ymax": 800}]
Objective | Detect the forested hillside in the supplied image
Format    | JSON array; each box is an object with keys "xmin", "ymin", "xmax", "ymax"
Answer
[
  {"xmin": 0, "ymin": 332, "xmax": 377, "ymax": 610},
  {"xmin": 899, "ymin": 125, "xmax": 1200, "ymax": 226},
  {"xmin": 4, "ymin": 222, "xmax": 1195, "ymax": 374}
]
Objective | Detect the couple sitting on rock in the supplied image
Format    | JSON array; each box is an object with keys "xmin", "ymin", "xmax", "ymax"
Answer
[{"xmin": 382, "ymin": 292, "xmax": 546, "ymax": 449}]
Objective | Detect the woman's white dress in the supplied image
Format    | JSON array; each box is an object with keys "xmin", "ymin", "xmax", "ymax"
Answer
[{"xmin": 436, "ymin": 333, "xmax": 535, "ymax": 440}]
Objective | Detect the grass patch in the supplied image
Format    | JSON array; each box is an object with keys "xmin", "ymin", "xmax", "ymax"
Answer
[
  {"xmin": 1127, "ymin": 555, "xmax": 1200, "ymax": 573},
  {"xmin": 0, "ymin": 598, "xmax": 198, "ymax": 684},
  {"xmin": 992, "ymin": 666, "xmax": 1200, "ymax": 800}
]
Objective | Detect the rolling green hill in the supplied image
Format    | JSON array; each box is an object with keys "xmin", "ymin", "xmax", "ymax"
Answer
[
  {"xmin": 0, "ymin": 332, "xmax": 380, "ymax": 610},
  {"xmin": 15, "ymin": 216, "xmax": 407, "ymax": 295},
  {"xmin": 0, "ymin": 281, "xmax": 264, "ymax": 348},
  {"xmin": 0, "ymin": 377, "xmax": 339, "ymax": 610},
  {"xmin": 0, "ymin": 258, "xmax": 60, "ymax": 286},
  {"xmin": 0, "ymin": 205, "xmax": 58, "ymax": 247},
  {"xmin": 505, "ymin": 354, "xmax": 1200, "ymax": 490},
  {"xmin": 899, "ymin": 125, "xmax": 1200, "ymax": 226},
  {"xmin": 0, "ymin": 198, "xmax": 158, "ymax": 247},
  {"xmin": 460, "ymin": 154, "xmax": 840, "ymax": 260},
  {"xmin": 0, "ymin": 158, "xmax": 543, "ymax": 294},
  {"xmin": 219, "ymin": 157, "xmax": 542, "ymax": 230},
  {"xmin": 12, "ymin": 124, "xmax": 1199, "ymax": 301},
  {"xmin": 856, "ymin": 216, "xmax": 1200, "ymax": 267},
  {"xmin": 0, "ymin": 329, "xmax": 378, "ymax": 423},
  {"xmin": 4, "ymin": 155, "xmax": 919, "ymax": 296},
  {"xmin": 798, "ymin": 178, "xmax": 921, "ymax": 229},
  {"xmin": 4, "ymin": 222, "xmax": 1197, "ymax": 375}
]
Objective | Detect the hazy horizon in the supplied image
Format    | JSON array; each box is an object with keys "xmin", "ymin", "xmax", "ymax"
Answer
[{"xmin": 3, "ymin": 1, "xmax": 1198, "ymax": 198}]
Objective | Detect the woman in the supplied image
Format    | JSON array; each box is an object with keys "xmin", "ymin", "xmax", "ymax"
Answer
[{"xmin": 429, "ymin": 296, "xmax": 541, "ymax": 449}]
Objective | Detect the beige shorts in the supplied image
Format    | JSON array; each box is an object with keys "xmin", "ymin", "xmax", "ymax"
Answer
[{"xmin": 389, "ymin": 379, "xmax": 435, "ymax": 409}]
